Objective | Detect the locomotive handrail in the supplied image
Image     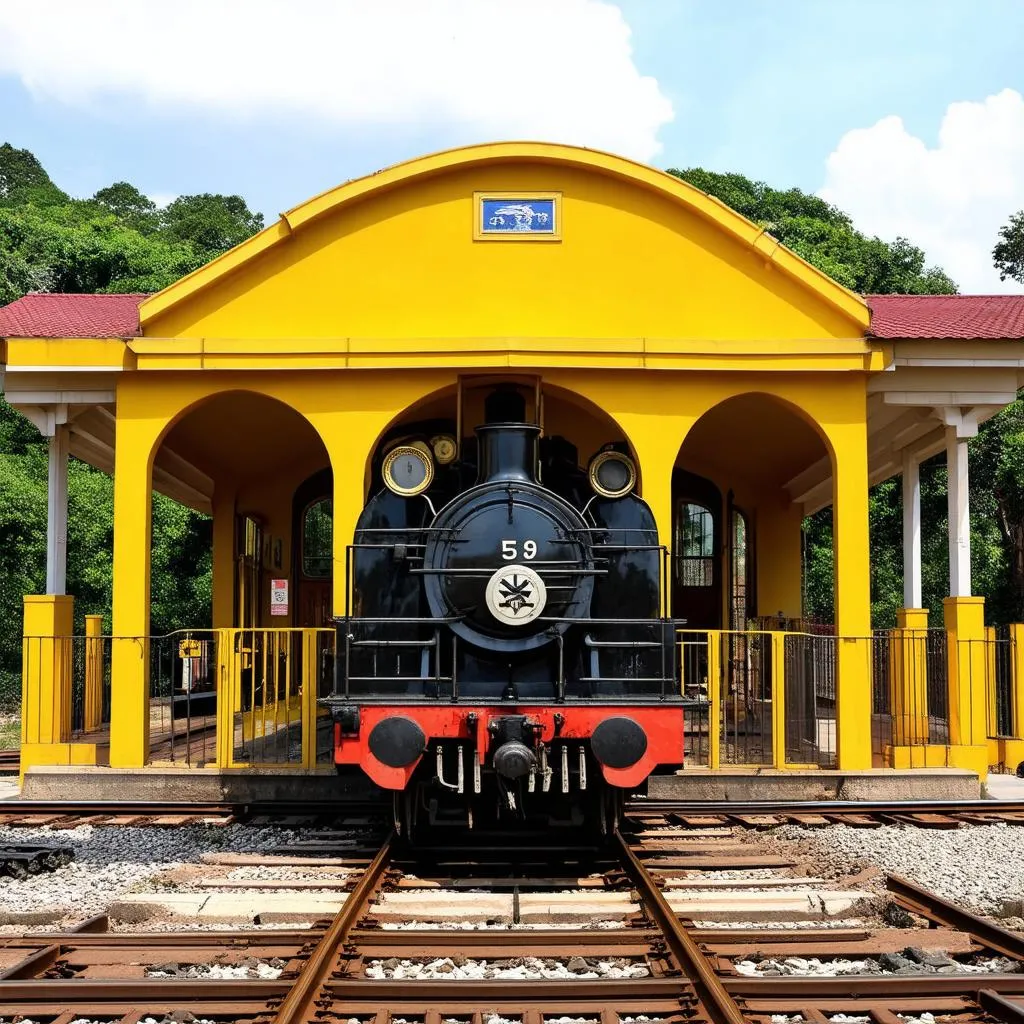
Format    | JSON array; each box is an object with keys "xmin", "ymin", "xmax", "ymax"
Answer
[
  {"xmin": 408, "ymin": 566, "xmax": 607, "ymax": 575},
  {"xmin": 332, "ymin": 616, "xmax": 464, "ymax": 624}
]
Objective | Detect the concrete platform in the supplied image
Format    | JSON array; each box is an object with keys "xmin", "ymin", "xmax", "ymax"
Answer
[
  {"xmin": 645, "ymin": 767, "xmax": 980, "ymax": 802},
  {"xmin": 19, "ymin": 764, "xmax": 982, "ymax": 803},
  {"xmin": 20, "ymin": 765, "xmax": 381, "ymax": 802}
]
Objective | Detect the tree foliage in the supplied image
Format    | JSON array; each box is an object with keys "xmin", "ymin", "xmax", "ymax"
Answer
[
  {"xmin": 0, "ymin": 145, "xmax": 263, "ymax": 705},
  {"xmin": 993, "ymin": 210, "xmax": 1024, "ymax": 285},
  {"xmin": 667, "ymin": 167, "xmax": 958, "ymax": 294}
]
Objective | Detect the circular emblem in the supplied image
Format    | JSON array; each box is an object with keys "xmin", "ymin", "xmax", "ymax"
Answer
[{"xmin": 485, "ymin": 564, "xmax": 547, "ymax": 626}]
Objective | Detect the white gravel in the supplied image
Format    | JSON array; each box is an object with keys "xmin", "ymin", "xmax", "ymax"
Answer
[
  {"xmin": 146, "ymin": 957, "xmax": 285, "ymax": 979},
  {"xmin": 734, "ymin": 954, "xmax": 1016, "ymax": 977},
  {"xmin": 768, "ymin": 822, "xmax": 1024, "ymax": 915},
  {"xmin": 365, "ymin": 955, "xmax": 650, "ymax": 980},
  {"xmin": 692, "ymin": 918, "xmax": 866, "ymax": 929},
  {"xmin": 0, "ymin": 822, "xmax": 353, "ymax": 922}
]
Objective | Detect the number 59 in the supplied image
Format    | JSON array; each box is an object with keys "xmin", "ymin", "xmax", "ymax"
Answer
[{"xmin": 501, "ymin": 539, "xmax": 537, "ymax": 560}]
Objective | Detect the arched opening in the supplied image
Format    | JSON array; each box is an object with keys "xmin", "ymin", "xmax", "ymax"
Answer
[
  {"xmin": 148, "ymin": 391, "xmax": 332, "ymax": 766},
  {"xmin": 674, "ymin": 393, "xmax": 835, "ymax": 768}
]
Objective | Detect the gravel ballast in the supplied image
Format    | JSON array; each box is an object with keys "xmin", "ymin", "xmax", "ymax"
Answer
[
  {"xmin": 365, "ymin": 955, "xmax": 651, "ymax": 980},
  {"xmin": 0, "ymin": 822, "xmax": 355, "ymax": 925},
  {"xmin": 765, "ymin": 822, "xmax": 1024, "ymax": 916}
]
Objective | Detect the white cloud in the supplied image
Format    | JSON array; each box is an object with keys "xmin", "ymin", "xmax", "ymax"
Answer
[
  {"xmin": 819, "ymin": 89, "xmax": 1024, "ymax": 293},
  {"xmin": 0, "ymin": 0, "xmax": 672, "ymax": 162}
]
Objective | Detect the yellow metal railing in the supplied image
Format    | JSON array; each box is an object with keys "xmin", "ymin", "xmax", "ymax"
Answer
[
  {"xmin": 678, "ymin": 629, "xmax": 846, "ymax": 771},
  {"xmin": 216, "ymin": 627, "xmax": 335, "ymax": 770}
]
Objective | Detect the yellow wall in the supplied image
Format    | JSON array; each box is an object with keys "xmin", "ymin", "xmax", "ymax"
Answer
[{"xmin": 141, "ymin": 145, "xmax": 867, "ymax": 345}]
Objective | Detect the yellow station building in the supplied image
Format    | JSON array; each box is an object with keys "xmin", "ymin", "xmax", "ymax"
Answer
[{"xmin": 3, "ymin": 142, "xmax": 1024, "ymax": 799}]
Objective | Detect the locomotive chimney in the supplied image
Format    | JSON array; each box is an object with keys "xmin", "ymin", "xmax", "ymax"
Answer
[{"xmin": 476, "ymin": 388, "xmax": 539, "ymax": 485}]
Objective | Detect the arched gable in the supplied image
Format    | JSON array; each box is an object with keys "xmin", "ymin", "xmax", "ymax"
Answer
[{"xmin": 139, "ymin": 142, "xmax": 868, "ymax": 343}]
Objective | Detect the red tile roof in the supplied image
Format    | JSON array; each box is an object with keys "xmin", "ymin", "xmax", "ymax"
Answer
[
  {"xmin": 0, "ymin": 293, "xmax": 147, "ymax": 338},
  {"xmin": 867, "ymin": 294, "xmax": 1024, "ymax": 339},
  {"xmin": 2, "ymin": 291, "xmax": 1024, "ymax": 341}
]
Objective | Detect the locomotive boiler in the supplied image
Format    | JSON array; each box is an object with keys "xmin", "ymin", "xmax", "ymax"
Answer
[{"xmin": 325, "ymin": 387, "xmax": 685, "ymax": 834}]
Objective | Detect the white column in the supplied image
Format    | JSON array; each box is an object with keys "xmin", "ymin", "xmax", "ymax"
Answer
[
  {"xmin": 946, "ymin": 425, "xmax": 971, "ymax": 598},
  {"xmin": 901, "ymin": 447, "xmax": 922, "ymax": 608},
  {"xmin": 46, "ymin": 424, "xmax": 69, "ymax": 595}
]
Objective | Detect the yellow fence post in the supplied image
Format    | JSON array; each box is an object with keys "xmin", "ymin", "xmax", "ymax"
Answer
[
  {"xmin": 985, "ymin": 625, "xmax": 998, "ymax": 739},
  {"xmin": 943, "ymin": 596, "xmax": 989, "ymax": 778},
  {"xmin": 706, "ymin": 631, "xmax": 721, "ymax": 770},
  {"xmin": 21, "ymin": 595, "xmax": 75, "ymax": 764},
  {"xmin": 1013, "ymin": 624, "xmax": 1024, "ymax": 742},
  {"xmin": 771, "ymin": 632, "xmax": 786, "ymax": 769},
  {"xmin": 893, "ymin": 609, "xmax": 929, "ymax": 747},
  {"xmin": 301, "ymin": 629, "xmax": 318, "ymax": 769},
  {"xmin": 215, "ymin": 629, "xmax": 236, "ymax": 769},
  {"xmin": 83, "ymin": 615, "xmax": 104, "ymax": 734}
]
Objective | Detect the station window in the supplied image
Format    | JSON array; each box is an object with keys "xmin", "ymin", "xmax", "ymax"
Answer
[
  {"xmin": 302, "ymin": 498, "xmax": 333, "ymax": 578},
  {"xmin": 730, "ymin": 508, "xmax": 750, "ymax": 630},
  {"xmin": 676, "ymin": 502, "xmax": 714, "ymax": 587}
]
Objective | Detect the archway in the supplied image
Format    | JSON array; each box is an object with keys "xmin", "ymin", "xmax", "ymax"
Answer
[
  {"xmin": 148, "ymin": 391, "xmax": 331, "ymax": 767},
  {"xmin": 673, "ymin": 393, "xmax": 836, "ymax": 768}
]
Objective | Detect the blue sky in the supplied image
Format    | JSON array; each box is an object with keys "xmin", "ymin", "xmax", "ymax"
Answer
[{"xmin": 1, "ymin": 0, "xmax": 1022, "ymax": 290}]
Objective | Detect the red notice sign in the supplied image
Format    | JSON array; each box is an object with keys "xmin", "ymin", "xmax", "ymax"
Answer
[{"xmin": 270, "ymin": 578, "xmax": 289, "ymax": 616}]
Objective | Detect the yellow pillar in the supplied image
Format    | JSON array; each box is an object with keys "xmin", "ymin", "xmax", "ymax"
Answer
[
  {"xmin": 832, "ymin": 426, "xmax": 873, "ymax": 770},
  {"xmin": 211, "ymin": 486, "xmax": 237, "ymax": 629},
  {"xmin": 623, "ymin": 430, "xmax": 678, "ymax": 618},
  {"xmin": 943, "ymin": 596, "xmax": 989, "ymax": 777},
  {"xmin": 83, "ymin": 614, "xmax": 105, "ymax": 734},
  {"xmin": 110, "ymin": 402, "xmax": 155, "ymax": 769},
  {"xmin": 892, "ymin": 608, "xmax": 929, "ymax": 746},
  {"xmin": 21, "ymin": 595, "xmax": 74, "ymax": 749}
]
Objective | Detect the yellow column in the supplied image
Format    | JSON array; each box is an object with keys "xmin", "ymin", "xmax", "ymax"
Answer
[
  {"xmin": 83, "ymin": 614, "xmax": 105, "ymax": 734},
  {"xmin": 892, "ymin": 608, "xmax": 929, "ymax": 746},
  {"xmin": 832, "ymin": 425, "xmax": 873, "ymax": 770},
  {"xmin": 110, "ymin": 403, "xmax": 155, "ymax": 769},
  {"xmin": 943, "ymin": 596, "xmax": 989, "ymax": 777},
  {"xmin": 624, "ymin": 433, "xmax": 677, "ymax": 617},
  {"xmin": 21, "ymin": 595, "xmax": 74, "ymax": 752},
  {"xmin": 211, "ymin": 486, "xmax": 237, "ymax": 629}
]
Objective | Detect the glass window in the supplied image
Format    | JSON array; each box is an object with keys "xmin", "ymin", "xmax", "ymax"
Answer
[
  {"xmin": 731, "ymin": 509, "xmax": 749, "ymax": 629},
  {"xmin": 302, "ymin": 499, "xmax": 333, "ymax": 578},
  {"xmin": 676, "ymin": 502, "xmax": 714, "ymax": 587}
]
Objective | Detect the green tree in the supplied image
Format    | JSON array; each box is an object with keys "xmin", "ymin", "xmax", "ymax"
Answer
[
  {"xmin": 994, "ymin": 210, "xmax": 1024, "ymax": 285},
  {"xmin": 0, "ymin": 204, "xmax": 204, "ymax": 304},
  {"xmin": 0, "ymin": 143, "xmax": 67, "ymax": 207},
  {"xmin": 667, "ymin": 167, "xmax": 957, "ymax": 295},
  {"xmin": 92, "ymin": 182, "xmax": 159, "ymax": 235},
  {"xmin": 0, "ymin": 146, "xmax": 269, "ymax": 706},
  {"xmin": 160, "ymin": 193, "xmax": 264, "ymax": 258}
]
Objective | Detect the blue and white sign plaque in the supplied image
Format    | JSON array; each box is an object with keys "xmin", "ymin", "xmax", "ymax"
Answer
[{"xmin": 475, "ymin": 193, "xmax": 560, "ymax": 240}]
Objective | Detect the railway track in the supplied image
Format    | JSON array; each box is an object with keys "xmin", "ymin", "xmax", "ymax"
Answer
[
  {"xmin": 1, "ymin": 809, "xmax": 1023, "ymax": 1022},
  {"xmin": 1, "ymin": 795, "xmax": 1024, "ymax": 830}
]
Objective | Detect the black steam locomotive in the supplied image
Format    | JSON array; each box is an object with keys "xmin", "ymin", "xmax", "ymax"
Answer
[{"xmin": 326, "ymin": 387, "xmax": 685, "ymax": 834}]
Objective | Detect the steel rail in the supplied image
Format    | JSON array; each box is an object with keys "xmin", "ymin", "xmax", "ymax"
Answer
[
  {"xmin": 887, "ymin": 873, "xmax": 1024, "ymax": 961},
  {"xmin": 629, "ymin": 798, "xmax": 1024, "ymax": 815},
  {"xmin": 614, "ymin": 829, "xmax": 745, "ymax": 1024},
  {"xmin": 271, "ymin": 830, "xmax": 394, "ymax": 1024},
  {"xmin": 978, "ymin": 987, "xmax": 1024, "ymax": 1023}
]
